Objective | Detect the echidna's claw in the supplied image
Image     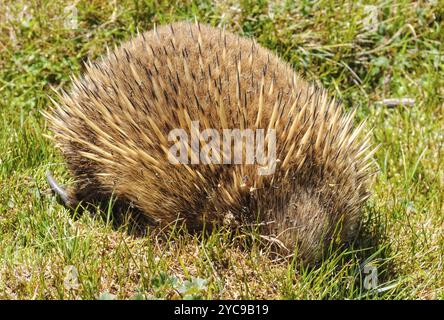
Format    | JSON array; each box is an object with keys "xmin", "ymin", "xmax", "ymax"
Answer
[{"xmin": 46, "ymin": 170, "xmax": 69, "ymax": 206}]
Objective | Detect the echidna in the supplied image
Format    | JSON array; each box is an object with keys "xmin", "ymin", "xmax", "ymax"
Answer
[{"xmin": 44, "ymin": 21, "xmax": 376, "ymax": 264}]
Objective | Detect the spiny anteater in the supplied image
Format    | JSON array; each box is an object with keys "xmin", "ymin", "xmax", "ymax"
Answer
[{"xmin": 43, "ymin": 21, "xmax": 377, "ymax": 264}]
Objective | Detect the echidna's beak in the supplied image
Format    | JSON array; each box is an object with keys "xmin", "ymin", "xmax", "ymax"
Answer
[{"xmin": 46, "ymin": 170, "xmax": 70, "ymax": 206}]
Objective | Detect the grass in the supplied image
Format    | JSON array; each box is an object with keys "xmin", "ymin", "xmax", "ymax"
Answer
[{"xmin": 0, "ymin": 0, "xmax": 443, "ymax": 299}]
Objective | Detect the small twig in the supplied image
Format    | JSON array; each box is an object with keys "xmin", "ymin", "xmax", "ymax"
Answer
[{"xmin": 377, "ymin": 98, "xmax": 415, "ymax": 108}]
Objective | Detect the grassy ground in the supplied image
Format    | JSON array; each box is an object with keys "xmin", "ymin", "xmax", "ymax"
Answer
[{"xmin": 0, "ymin": 0, "xmax": 443, "ymax": 299}]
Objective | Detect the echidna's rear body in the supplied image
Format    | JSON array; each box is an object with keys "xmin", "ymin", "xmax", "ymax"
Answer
[{"xmin": 45, "ymin": 22, "xmax": 375, "ymax": 264}]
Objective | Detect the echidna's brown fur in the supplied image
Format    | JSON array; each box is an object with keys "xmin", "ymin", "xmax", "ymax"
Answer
[{"xmin": 44, "ymin": 22, "xmax": 376, "ymax": 264}]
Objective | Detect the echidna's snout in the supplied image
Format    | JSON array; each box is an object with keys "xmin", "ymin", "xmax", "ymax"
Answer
[{"xmin": 46, "ymin": 170, "xmax": 70, "ymax": 206}]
